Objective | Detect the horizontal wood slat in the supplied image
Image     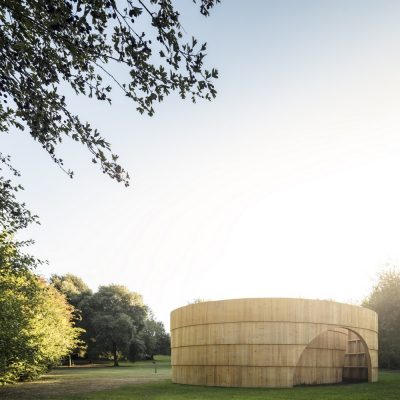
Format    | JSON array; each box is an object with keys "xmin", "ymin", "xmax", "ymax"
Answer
[{"xmin": 171, "ymin": 298, "xmax": 378, "ymax": 388}]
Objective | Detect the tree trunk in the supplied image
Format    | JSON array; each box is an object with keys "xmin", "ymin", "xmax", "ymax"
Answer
[{"xmin": 113, "ymin": 342, "xmax": 119, "ymax": 367}]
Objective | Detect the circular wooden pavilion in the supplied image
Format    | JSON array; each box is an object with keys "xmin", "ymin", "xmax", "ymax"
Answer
[{"xmin": 170, "ymin": 298, "xmax": 378, "ymax": 387}]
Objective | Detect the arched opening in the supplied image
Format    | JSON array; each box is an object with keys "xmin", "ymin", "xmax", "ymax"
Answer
[
  {"xmin": 343, "ymin": 329, "xmax": 371, "ymax": 383},
  {"xmin": 293, "ymin": 328, "xmax": 371, "ymax": 386}
]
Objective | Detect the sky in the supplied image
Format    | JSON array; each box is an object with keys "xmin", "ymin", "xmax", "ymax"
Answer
[{"xmin": 2, "ymin": 0, "xmax": 400, "ymax": 330}]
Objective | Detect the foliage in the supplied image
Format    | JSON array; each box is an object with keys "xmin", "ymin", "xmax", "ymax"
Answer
[
  {"xmin": 0, "ymin": 153, "xmax": 38, "ymax": 233},
  {"xmin": 128, "ymin": 317, "xmax": 170, "ymax": 361},
  {"xmin": 141, "ymin": 318, "xmax": 170, "ymax": 359},
  {"xmin": 49, "ymin": 275, "xmax": 171, "ymax": 363},
  {"xmin": 50, "ymin": 273, "xmax": 93, "ymax": 308},
  {"xmin": 81, "ymin": 284, "xmax": 147, "ymax": 366},
  {"xmin": 29, "ymin": 279, "xmax": 84, "ymax": 370},
  {"xmin": 0, "ymin": 233, "xmax": 82, "ymax": 384},
  {"xmin": 363, "ymin": 267, "xmax": 400, "ymax": 368},
  {"xmin": 127, "ymin": 335, "xmax": 147, "ymax": 361},
  {"xmin": 50, "ymin": 273, "xmax": 93, "ymax": 357},
  {"xmin": 0, "ymin": 0, "xmax": 219, "ymax": 233}
]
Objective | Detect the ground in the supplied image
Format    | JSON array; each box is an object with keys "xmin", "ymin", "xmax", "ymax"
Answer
[{"xmin": 1, "ymin": 356, "xmax": 400, "ymax": 400}]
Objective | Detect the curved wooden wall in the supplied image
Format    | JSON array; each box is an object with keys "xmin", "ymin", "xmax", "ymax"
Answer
[{"xmin": 170, "ymin": 298, "xmax": 378, "ymax": 388}]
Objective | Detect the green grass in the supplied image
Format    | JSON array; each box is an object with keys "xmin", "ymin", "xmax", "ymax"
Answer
[
  {"xmin": 1, "ymin": 356, "xmax": 400, "ymax": 400},
  {"xmin": 64, "ymin": 371, "xmax": 400, "ymax": 400},
  {"xmin": 46, "ymin": 355, "xmax": 172, "ymax": 381}
]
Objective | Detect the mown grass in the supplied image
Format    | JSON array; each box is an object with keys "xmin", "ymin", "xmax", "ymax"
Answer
[
  {"xmin": 2, "ymin": 356, "xmax": 400, "ymax": 400},
  {"xmin": 0, "ymin": 356, "xmax": 171, "ymax": 400},
  {"xmin": 47, "ymin": 355, "xmax": 171, "ymax": 381},
  {"xmin": 65, "ymin": 371, "xmax": 400, "ymax": 400}
]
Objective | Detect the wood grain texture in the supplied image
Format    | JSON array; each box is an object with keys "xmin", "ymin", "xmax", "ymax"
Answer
[{"xmin": 171, "ymin": 298, "xmax": 378, "ymax": 387}]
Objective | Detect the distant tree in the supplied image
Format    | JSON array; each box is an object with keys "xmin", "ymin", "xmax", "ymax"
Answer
[
  {"xmin": 50, "ymin": 273, "xmax": 93, "ymax": 359},
  {"xmin": 363, "ymin": 267, "xmax": 400, "ymax": 369},
  {"xmin": 127, "ymin": 335, "xmax": 146, "ymax": 362},
  {"xmin": 0, "ymin": 0, "xmax": 220, "ymax": 234},
  {"xmin": 188, "ymin": 298, "xmax": 209, "ymax": 304},
  {"xmin": 155, "ymin": 328, "xmax": 171, "ymax": 356},
  {"xmin": 82, "ymin": 284, "xmax": 147, "ymax": 366},
  {"xmin": 50, "ymin": 277, "xmax": 170, "ymax": 363},
  {"xmin": 0, "ymin": 233, "xmax": 82, "ymax": 383},
  {"xmin": 141, "ymin": 317, "xmax": 170, "ymax": 359},
  {"xmin": 50, "ymin": 273, "xmax": 92, "ymax": 308}
]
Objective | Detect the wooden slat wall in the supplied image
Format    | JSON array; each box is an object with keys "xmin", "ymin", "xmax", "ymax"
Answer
[
  {"xmin": 293, "ymin": 329, "xmax": 347, "ymax": 385},
  {"xmin": 170, "ymin": 298, "xmax": 378, "ymax": 388}
]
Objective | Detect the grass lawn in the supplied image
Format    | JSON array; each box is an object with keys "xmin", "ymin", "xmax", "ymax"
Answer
[{"xmin": 1, "ymin": 356, "xmax": 399, "ymax": 400}]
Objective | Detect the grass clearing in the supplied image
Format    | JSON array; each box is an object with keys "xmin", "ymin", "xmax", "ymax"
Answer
[
  {"xmin": 1, "ymin": 356, "xmax": 400, "ymax": 400},
  {"xmin": 0, "ymin": 356, "xmax": 171, "ymax": 399}
]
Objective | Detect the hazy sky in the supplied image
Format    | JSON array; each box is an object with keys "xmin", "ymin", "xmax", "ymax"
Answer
[{"xmin": 3, "ymin": 0, "xmax": 400, "ymax": 330}]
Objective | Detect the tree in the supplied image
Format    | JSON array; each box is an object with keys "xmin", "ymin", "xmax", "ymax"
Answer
[
  {"xmin": 127, "ymin": 335, "xmax": 146, "ymax": 362},
  {"xmin": 81, "ymin": 284, "xmax": 147, "ymax": 366},
  {"xmin": 50, "ymin": 273, "xmax": 92, "ymax": 308},
  {"xmin": 188, "ymin": 298, "xmax": 209, "ymax": 304},
  {"xmin": 50, "ymin": 273, "xmax": 93, "ymax": 360},
  {"xmin": 362, "ymin": 267, "xmax": 400, "ymax": 369},
  {"xmin": 49, "ymin": 276, "xmax": 170, "ymax": 363},
  {"xmin": 0, "ymin": 0, "xmax": 220, "ymax": 233},
  {"xmin": 142, "ymin": 317, "xmax": 170, "ymax": 359},
  {"xmin": 0, "ymin": 233, "xmax": 82, "ymax": 383}
]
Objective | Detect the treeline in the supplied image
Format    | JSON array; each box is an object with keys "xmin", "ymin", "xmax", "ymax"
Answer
[
  {"xmin": 362, "ymin": 268, "xmax": 400, "ymax": 369},
  {"xmin": 50, "ymin": 274, "xmax": 170, "ymax": 366},
  {"xmin": 0, "ymin": 234, "xmax": 169, "ymax": 384}
]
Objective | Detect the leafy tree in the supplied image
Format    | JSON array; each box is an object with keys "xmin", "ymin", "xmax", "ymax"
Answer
[
  {"xmin": 0, "ymin": 0, "xmax": 219, "ymax": 233},
  {"xmin": 81, "ymin": 284, "xmax": 147, "ymax": 366},
  {"xmin": 0, "ymin": 233, "xmax": 82, "ymax": 383},
  {"xmin": 142, "ymin": 317, "xmax": 170, "ymax": 359},
  {"xmin": 363, "ymin": 267, "xmax": 400, "ymax": 369},
  {"xmin": 50, "ymin": 273, "xmax": 92, "ymax": 308},
  {"xmin": 0, "ymin": 232, "xmax": 40, "ymax": 383},
  {"xmin": 127, "ymin": 318, "xmax": 170, "ymax": 361},
  {"xmin": 49, "ymin": 276, "xmax": 170, "ymax": 363},
  {"xmin": 155, "ymin": 327, "xmax": 171, "ymax": 356},
  {"xmin": 127, "ymin": 335, "xmax": 146, "ymax": 362},
  {"xmin": 50, "ymin": 273, "xmax": 93, "ymax": 359},
  {"xmin": 0, "ymin": 153, "xmax": 38, "ymax": 233}
]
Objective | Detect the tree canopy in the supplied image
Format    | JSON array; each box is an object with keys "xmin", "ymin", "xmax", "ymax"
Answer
[
  {"xmin": 0, "ymin": 234, "xmax": 82, "ymax": 383},
  {"xmin": 80, "ymin": 284, "xmax": 148, "ymax": 366},
  {"xmin": 141, "ymin": 317, "xmax": 170, "ymax": 359},
  {"xmin": 0, "ymin": 0, "xmax": 219, "ymax": 233},
  {"xmin": 50, "ymin": 273, "xmax": 93, "ymax": 307}
]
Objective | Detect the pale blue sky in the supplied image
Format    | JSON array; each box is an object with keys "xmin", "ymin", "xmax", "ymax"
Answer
[{"xmin": 3, "ymin": 1, "xmax": 400, "ymax": 329}]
